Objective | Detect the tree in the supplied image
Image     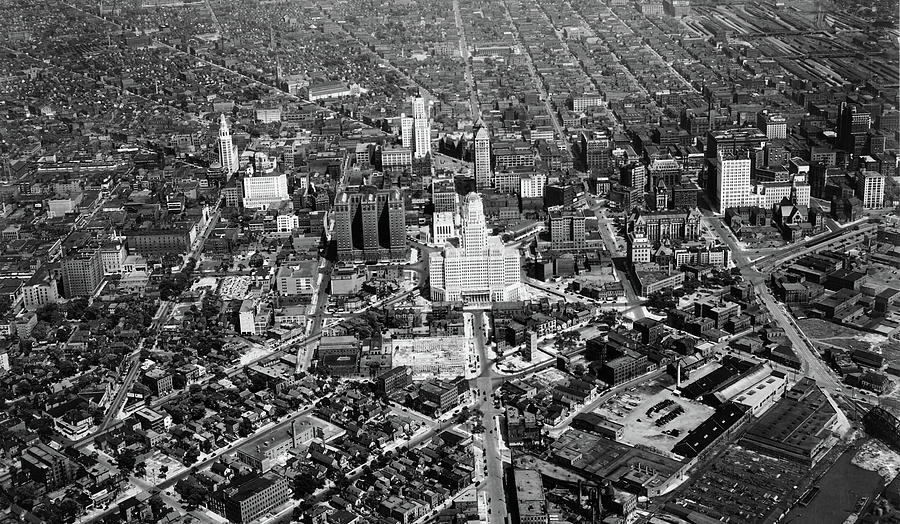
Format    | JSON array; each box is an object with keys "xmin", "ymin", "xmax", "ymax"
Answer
[
  {"xmin": 646, "ymin": 290, "xmax": 677, "ymax": 312},
  {"xmin": 67, "ymin": 298, "xmax": 90, "ymax": 319},
  {"xmin": 554, "ymin": 330, "xmax": 582, "ymax": 352},
  {"xmin": 148, "ymin": 495, "xmax": 167, "ymax": 521},
  {"xmin": 172, "ymin": 373, "xmax": 187, "ymax": 391},
  {"xmin": 59, "ymin": 497, "xmax": 82, "ymax": 521},
  {"xmin": 31, "ymin": 321, "xmax": 50, "ymax": 341},
  {"xmin": 118, "ymin": 450, "xmax": 137, "ymax": 473},
  {"xmin": 292, "ymin": 472, "xmax": 321, "ymax": 499},
  {"xmin": 0, "ymin": 296, "xmax": 11, "ymax": 318},
  {"xmin": 184, "ymin": 447, "xmax": 200, "ymax": 466},
  {"xmin": 176, "ymin": 479, "xmax": 208, "ymax": 507},
  {"xmin": 15, "ymin": 379, "xmax": 32, "ymax": 396},
  {"xmin": 598, "ymin": 310, "xmax": 617, "ymax": 326},
  {"xmin": 248, "ymin": 253, "xmax": 265, "ymax": 268},
  {"xmin": 682, "ymin": 278, "xmax": 701, "ymax": 294}
]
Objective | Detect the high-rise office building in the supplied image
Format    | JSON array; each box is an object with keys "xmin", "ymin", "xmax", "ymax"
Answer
[
  {"xmin": 757, "ymin": 112, "xmax": 787, "ymax": 139},
  {"xmin": 218, "ymin": 115, "xmax": 239, "ymax": 175},
  {"xmin": 432, "ymin": 177, "xmax": 458, "ymax": 213},
  {"xmin": 706, "ymin": 128, "xmax": 767, "ymax": 158},
  {"xmin": 412, "ymin": 95, "xmax": 431, "ymax": 159},
  {"xmin": 242, "ymin": 173, "xmax": 289, "ymax": 210},
  {"xmin": 432, "ymin": 211, "xmax": 456, "ymax": 245},
  {"xmin": 856, "ymin": 170, "xmax": 885, "ymax": 209},
  {"xmin": 333, "ymin": 186, "xmax": 408, "ymax": 262},
  {"xmin": 711, "ymin": 151, "xmax": 751, "ymax": 214},
  {"xmin": 475, "ymin": 124, "xmax": 492, "ymax": 188},
  {"xmin": 520, "ymin": 173, "xmax": 547, "ymax": 198},
  {"xmin": 838, "ymin": 102, "xmax": 872, "ymax": 154},
  {"xmin": 22, "ymin": 269, "xmax": 59, "ymax": 311},
  {"xmin": 62, "ymin": 246, "xmax": 104, "ymax": 298},
  {"xmin": 622, "ymin": 163, "xmax": 647, "ymax": 190},
  {"xmin": 549, "ymin": 208, "xmax": 587, "ymax": 251},
  {"xmin": 400, "ymin": 114, "xmax": 415, "ymax": 149},
  {"xmin": 429, "ymin": 193, "xmax": 521, "ymax": 302}
]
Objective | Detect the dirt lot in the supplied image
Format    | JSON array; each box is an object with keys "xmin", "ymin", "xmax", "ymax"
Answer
[
  {"xmin": 866, "ymin": 263, "xmax": 900, "ymax": 289},
  {"xmin": 739, "ymin": 226, "xmax": 788, "ymax": 249},
  {"xmin": 798, "ymin": 318, "xmax": 888, "ymax": 353},
  {"xmin": 594, "ymin": 378, "xmax": 714, "ymax": 455}
]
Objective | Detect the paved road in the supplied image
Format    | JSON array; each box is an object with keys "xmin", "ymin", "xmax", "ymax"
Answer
[
  {"xmin": 524, "ymin": 276, "xmax": 576, "ymax": 303},
  {"xmin": 594, "ymin": 209, "xmax": 645, "ymax": 318},
  {"xmin": 472, "ymin": 312, "xmax": 509, "ymax": 523},
  {"xmin": 295, "ymin": 156, "xmax": 352, "ymax": 372},
  {"xmin": 83, "ymin": 407, "xmax": 317, "ymax": 523},
  {"xmin": 750, "ymin": 221, "xmax": 875, "ymax": 272},
  {"xmin": 98, "ymin": 202, "xmax": 220, "ymax": 432},
  {"xmin": 499, "ymin": 0, "xmax": 568, "ymax": 153},
  {"xmin": 98, "ymin": 347, "xmax": 141, "ymax": 431},
  {"xmin": 452, "ymin": 0, "xmax": 480, "ymax": 119},
  {"xmin": 701, "ymin": 205, "xmax": 842, "ymax": 393}
]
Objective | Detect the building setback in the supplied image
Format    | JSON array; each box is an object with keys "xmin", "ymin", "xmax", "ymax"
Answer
[
  {"xmin": 333, "ymin": 186, "xmax": 408, "ymax": 263},
  {"xmin": 412, "ymin": 95, "xmax": 431, "ymax": 159},
  {"xmin": 429, "ymin": 193, "xmax": 522, "ymax": 303},
  {"xmin": 475, "ymin": 123, "xmax": 492, "ymax": 189},
  {"xmin": 218, "ymin": 115, "xmax": 239, "ymax": 175}
]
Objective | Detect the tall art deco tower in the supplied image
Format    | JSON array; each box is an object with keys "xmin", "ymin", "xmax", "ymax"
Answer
[{"xmin": 218, "ymin": 114, "xmax": 239, "ymax": 175}]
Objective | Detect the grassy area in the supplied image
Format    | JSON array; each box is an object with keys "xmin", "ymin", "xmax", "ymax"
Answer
[
  {"xmin": 799, "ymin": 318, "xmax": 893, "ymax": 355},
  {"xmin": 798, "ymin": 318, "xmax": 856, "ymax": 339}
]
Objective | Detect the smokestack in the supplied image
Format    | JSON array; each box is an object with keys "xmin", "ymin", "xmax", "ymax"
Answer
[{"xmin": 677, "ymin": 360, "xmax": 683, "ymax": 389}]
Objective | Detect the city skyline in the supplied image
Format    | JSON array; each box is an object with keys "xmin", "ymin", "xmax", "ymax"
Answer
[{"xmin": 0, "ymin": 0, "xmax": 897, "ymax": 522}]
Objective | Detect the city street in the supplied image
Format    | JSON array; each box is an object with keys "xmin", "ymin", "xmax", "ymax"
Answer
[
  {"xmin": 452, "ymin": 0, "xmax": 480, "ymax": 119},
  {"xmin": 294, "ymin": 155, "xmax": 352, "ymax": 372},
  {"xmin": 594, "ymin": 209, "xmax": 646, "ymax": 319},
  {"xmin": 701, "ymin": 206, "xmax": 842, "ymax": 393},
  {"xmin": 83, "ymin": 407, "xmax": 317, "ymax": 523},
  {"xmin": 499, "ymin": 0, "xmax": 568, "ymax": 153},
  {"xmin": 473, "ymin": 312, "xmax": 509, "ymax": 523}
]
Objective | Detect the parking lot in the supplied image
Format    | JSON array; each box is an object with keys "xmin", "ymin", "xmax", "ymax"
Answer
[{"xmin": 594, "ymin": 378, "xmax": 715, "ymax": 454}]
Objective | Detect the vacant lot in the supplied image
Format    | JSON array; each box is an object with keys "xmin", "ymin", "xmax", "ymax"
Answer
[
  {"xmin": 798, "ymin": 318, "xmax": 885, "ymax": 353},
  {"xmin": 867, "ymin": 263, "xmax": 900, "ymax": 289}
]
